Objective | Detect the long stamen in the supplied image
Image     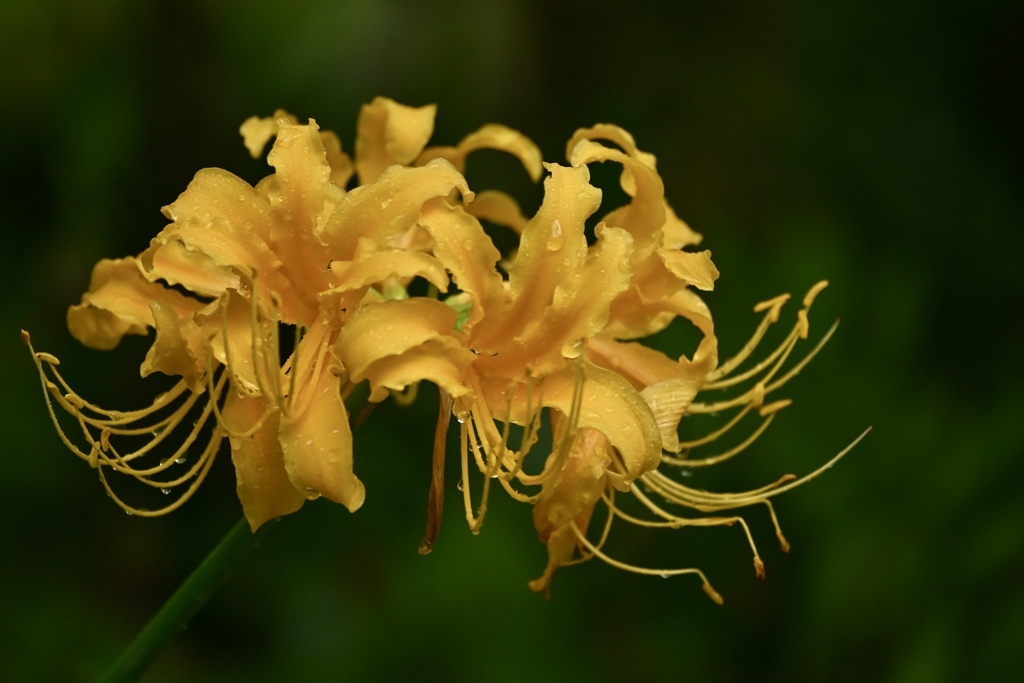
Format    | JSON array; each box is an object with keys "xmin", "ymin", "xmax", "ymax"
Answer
[{"xmin": 569, "ymin": 522, "xmax": 724, "ymax": 604}]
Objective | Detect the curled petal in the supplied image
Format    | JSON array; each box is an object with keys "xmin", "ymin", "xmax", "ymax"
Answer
[
  {"xmin": 466, "ymin": 190, "xmax": 530, "ymax": 235},
  {"xmin": 533, "ymin": 428, "xmax": 611, "ymax": 540},
  {"xmin": 335, "ymin": 298, "xmax": 474, "ymax": 401},
  {"xmin": 481, "ymin": 363, "xmax": 661, "ymax": 485},
  {"xmin": 528, "ymin": 500, "xmax": 598, "ymax": 596},
  {"xmin": 355, "ymin": 97, "xmax": 437, "ymax": 184},
  {"xmin": 319, "ymin": 160, "xmax": 473, "ymax": 259},
  {"xmin": 418, "ymin": 123, "xmax": 543, "ymax": 182},
  {"xmin": 661, "ymin": 203, "xmax": 703, "ymax": 249},
  {"xmin": 586, "ymin": 336, "xmax": 683, "ymax": 390},
  {"xmin": 198, "ymin": 289, "xmax": 267, "ymax": 396},
  {"xmin": 221, "ymin": 393, "xmax": 305, "ymax": 530},
  {"xmin": 319, "ymin": 130, "xmax": 354, "ymax": 189},
  {"xmin": 143, "ymin": 217, "xmax": 298, "ymax": 322},
  {"xmin": 640, "ymin": 378, "xmax": 703, "ymax": 453},
  {"xmin": 328, "ymin": 238, "xmax": 450, "ymax": 297},
  {"xmin": 659, "ymin": 249, "xmax": 719, "ymax": 291},
  {"xmin": 278, "ymin": 353, "xmax": 364, "ymax": 512},
  {"xmin": 417, "ymin": 198, "xmax": 505, "ymax": 332},
  {"xmin": 480, "ymin": 224, "xmax": 634, "ymax": 378},
  {"xmin": 475, "ymin": 164, "xmax": 600, "ymax": 350},
  {"xmin": 67, "ymin": 258, "xmax": 204, "ymax": 350}
]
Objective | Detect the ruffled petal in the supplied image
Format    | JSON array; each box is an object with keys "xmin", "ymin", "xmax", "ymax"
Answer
[
  {"xmin": 241, "ymin": 111, "xmax": 353, "ymax": 187},
  {"xmin": 142, "ymin": 216, "xmax": 299, "ymax": 323},
  {"xmin": 355, "ymin": 97, "xmax": 437, "ymax": 184},
  {"xmin": 240, "ymin": 109, "xmax": 298, "ymax": 159},
  {"xmin": 66, "ymin": 258, "xmax": 204, "ymax": 350},
  {"xmin": 221, "ymin": 392, "xmax": 306, "ymax": 530},
  {"xmin": 278, "ymin": 351, "xmax": 365, "ymax": 512},
  {"xmin": 263, "ymin": 119, "xmax": 337, "ymax": 306}
]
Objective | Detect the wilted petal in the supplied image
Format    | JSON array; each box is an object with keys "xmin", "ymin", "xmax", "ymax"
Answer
[
  {"xmin": 278, "ymin": 354, "xmax": 365, "ymax": 512},
  {"xmin": 640, "ymin": 378, "xmax": 703, "ymax": 452},
  {"xmin": 355, "ymin": 97, "xmax": 437, "ymax": 184}
]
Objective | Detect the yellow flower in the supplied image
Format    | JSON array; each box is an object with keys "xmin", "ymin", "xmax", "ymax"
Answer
[
  {"xmin": 24, "ymin": 98, "xmax": 519, "ymax": 530},
  {"xmin": 25, "ymin": 98, "xmax": 861, "ymax": 601},
  {"xmin": 337, "ymin": 119, "xmax": 864, "ymax": 601}
]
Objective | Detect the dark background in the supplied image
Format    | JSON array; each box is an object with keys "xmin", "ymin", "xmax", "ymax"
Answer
[{"xmin": 2, "ymin": 1, "xmax": 1022, "ymax": 681}]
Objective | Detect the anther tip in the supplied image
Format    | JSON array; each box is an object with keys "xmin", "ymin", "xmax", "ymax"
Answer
[
  {"xmin": 754, "ymin": 557, "xmax": 766, "ymax": 580},
  {"xmin": 703, "ymin": 582, "xmax": 724, "ymax": 605},
  {"xmin": 20, "ymin": 329, "xmax": 31, "ymax": 344}
]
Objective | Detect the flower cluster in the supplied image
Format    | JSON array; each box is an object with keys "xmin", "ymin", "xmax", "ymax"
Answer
[{"xmin": 24, "ymin": 98, "xmax": 861, "ymax": 601}]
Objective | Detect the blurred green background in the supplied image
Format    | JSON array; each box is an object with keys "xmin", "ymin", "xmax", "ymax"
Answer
[{"xmin": 3, "ymin": 0, "xmax": 1022, "ymax": 681}]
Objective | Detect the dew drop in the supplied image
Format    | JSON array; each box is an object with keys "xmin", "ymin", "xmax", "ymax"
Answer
[
  {"xmin": 457, "ymin": 479, "xmax": 464, "ymax": 491},
  {"xmin": 175, "ymin": 456, "xmax": 187, "ymax": 465},
  {"xmin": 160, "ymin": 488, "xmax": 172, "ymax": 496},
  {"xmin": 659, "ymin": 573, "xmax": 670, "ymax": 579}
]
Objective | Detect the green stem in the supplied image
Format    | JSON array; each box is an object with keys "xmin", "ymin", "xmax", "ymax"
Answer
[
  {"xmin": 100, "ymin": 381, "xmax": 371, "ymax": 682},
  {"xmin": 100, "ymin": 516, "xmax": 271, "ymax": 683}
]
